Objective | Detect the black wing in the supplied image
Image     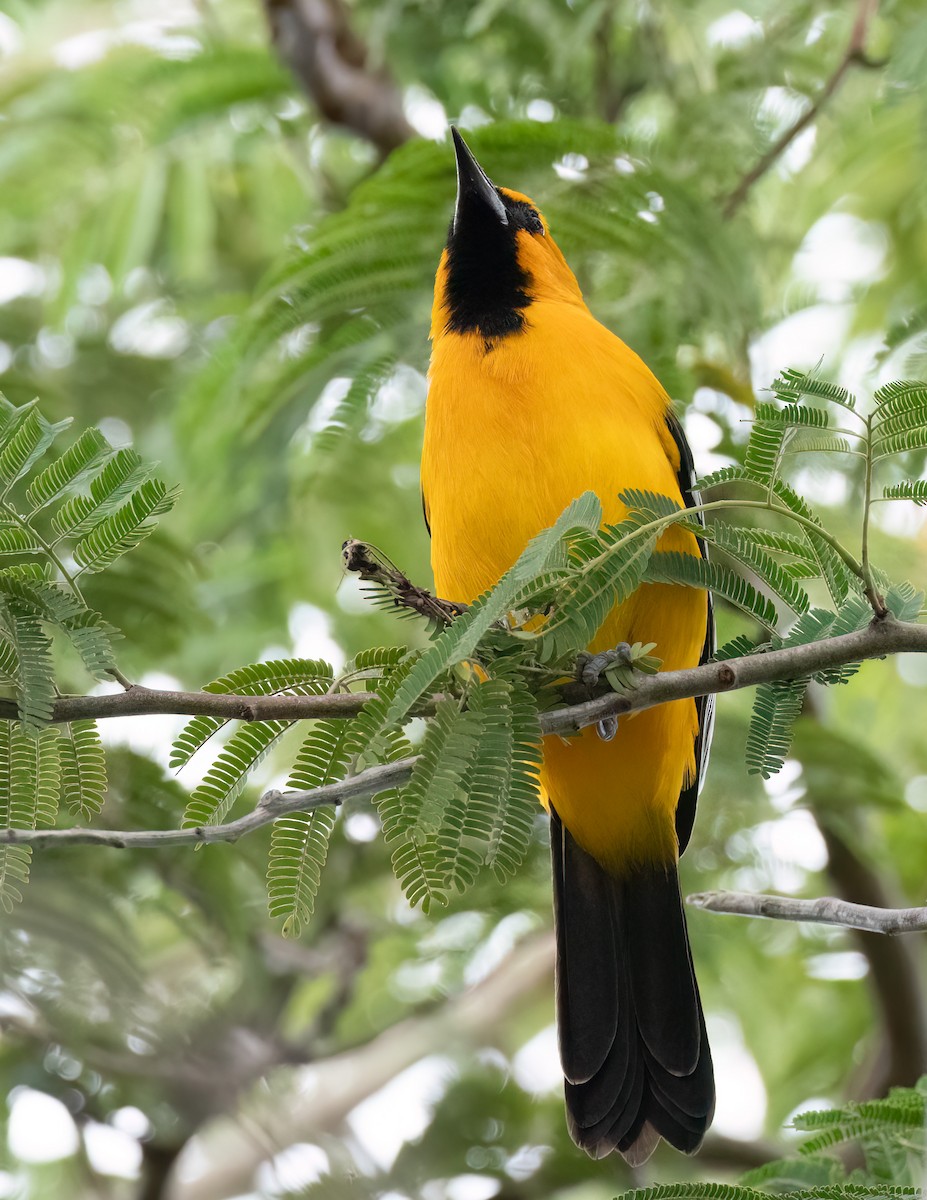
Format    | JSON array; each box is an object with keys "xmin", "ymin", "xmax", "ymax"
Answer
[{"xmin": 666, "ymin": 412, "xmax": 715, "ymax": 855}]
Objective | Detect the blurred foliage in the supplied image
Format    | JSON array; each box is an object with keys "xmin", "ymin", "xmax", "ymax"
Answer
[{"xmin": 0, "ymin": 0, "xmax": 926, "ymax": 1198}]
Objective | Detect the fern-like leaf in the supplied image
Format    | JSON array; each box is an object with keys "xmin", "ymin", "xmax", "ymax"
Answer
[
  {"xmin": 539, "ymin": 516, "xmax": 661, "ymax": 658},
  {"xmin": 314, "ymin": 355, "xmax": 397, "ymax": 452},
  {"xmin": 694, "ymin": 465, "xmax": 751, "ymax": 490},
  {"xmin": 772, "ymin": 367, "xmax": 857, "ymax": 412},
  {"xmin": 882, "ymin": 479, "xmax": 927, "ymax": 504},
  {"xmin": 486, "ymin": 674, "xmax": 542, "ymax": 880},
  {"xmin": 0, "ymin": 722, "xmax": 60, "ymax": 911},
  {"xmin": 713, "ymin": 633, "xmax": 765, "ymax": 661},
  {"xmin": 0, "ymin": 721, "xmax": 28, "ymax": 912},
  {"xmin": 170, "ymin": 658, "xmax": 334, "ymax": 769},
  {"xmin": 754, "ymin": 401, "xmax": 831, "ymax": 428},
  {"xmin": 72, "ymin": 479, "xmax": 181, "ymax": 573},
  {"xmin": 387, "ymin": 700, "xmax": 484, "ymax": 909},
  {"xmin": 51, "ymin": 447, "xmax": 155, "ymax": 540},
  {"xmin": 0, "ymin": 401, "xmax": 70, "ymax": 499},
  {"xmin": 872, "ymin": 426, "xmax": 927, "ymax": 460},
  {"xmin": 26, "ymin": 426, "xmax": 111, "ymax": 511},
  {"xmin": 743, "ymin": 421, "xmax": 788, "ymax": 482},
  {"xmin": 709, "ymin": 523, "xmax": 810, "ymax": 614},
  {"xmin": 746, "ymin": 679, "xmax": 807, "ymax": 777},
  {"xmin": 59, "ymin": 720, "xmax": 107, "ymax": 819},
  {"xmin": 182, "ymin": 720, "xmax": 290, "ymax": 828},
  {"xmin": 267, "ymin": 719, "xmax": 351, "ymax": 936},
  {"xmin": 646, "ymin": 551, "xmax": 780, "ymax": 629},
  {"xmin": 770, "ymin": 479, "xmax": 854, "ymax": 605},
  {"xmin": 0, "ymin": 526, "xmax": 41, "ymax": 556},
  {"xmin": 0, "ymin": 596, "xmax": 55, "ymax": 727},
  {"xmin": 872, "ymin": 379, "xmax": 927, "ymax": 419}
]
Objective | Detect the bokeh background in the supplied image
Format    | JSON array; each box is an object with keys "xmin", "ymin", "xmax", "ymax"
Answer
[{"xmin": 1, "ymin": 0, "xmax": 926, "ymax": 1197}]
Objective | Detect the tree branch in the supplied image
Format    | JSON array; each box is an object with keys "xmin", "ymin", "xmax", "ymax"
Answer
[
  {"xmin": 722, "ymin": 0, "xmax": 880, "ymax": 218},
  {"xmin": 6, "ymin": 613, "xmax": 924, "ymax": 729},
  {"xmin": 262, "ymin": 0, "xmax": 414, "ymax": 154},
  {"xmin": 1, "ymin": 614, "xmax": 923, "ymax": 850},
  {"xmin": 687, "ymin": 889, "xmax": 927, "ymax": 934}
]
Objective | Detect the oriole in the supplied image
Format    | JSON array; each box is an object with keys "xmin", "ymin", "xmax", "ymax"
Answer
[{"xmin": 421, "ymin": 130, "xmax": 715, "ymax": 1164}]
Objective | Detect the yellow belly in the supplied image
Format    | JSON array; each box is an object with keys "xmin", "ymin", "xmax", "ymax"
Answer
[{"xmin": 422, "ymin": 302, "xmax": 706, "ymax": 870}]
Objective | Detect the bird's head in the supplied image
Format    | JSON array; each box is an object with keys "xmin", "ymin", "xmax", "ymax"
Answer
[{"xmin": 431, "ymin": 128, "xmax": 584, "ymax": 344}]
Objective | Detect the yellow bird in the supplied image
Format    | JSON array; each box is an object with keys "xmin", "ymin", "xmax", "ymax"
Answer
[{"xmin": 421, "ymin": 130, "xmax": 715, "ymax": 1164}]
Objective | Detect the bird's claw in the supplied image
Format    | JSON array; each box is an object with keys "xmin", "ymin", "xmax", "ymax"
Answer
[
  {"xmin": 577, "ymin": 643, "xmax": 633, "ymax": 688},
  {"xmin": 596, "ymin": 717, "xmax": 619, "ymax": 742}
]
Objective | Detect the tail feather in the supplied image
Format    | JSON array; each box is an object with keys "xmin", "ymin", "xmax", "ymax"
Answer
[{"xmin": 551, "ymin": 805, "xmax": 714, "ymax": 1163}]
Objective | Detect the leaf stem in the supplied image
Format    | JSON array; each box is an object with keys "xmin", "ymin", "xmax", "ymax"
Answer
[
  {"xmin": 861, "ymin": 412, "xmax": 887, "ymax": 617},
  {"xmin": 571, "ymin": 494, "xmax": 868, "ymax": 596},
  {"xmin": 0, "ymin": 502, "xmax": 87, "ymax": 606}
]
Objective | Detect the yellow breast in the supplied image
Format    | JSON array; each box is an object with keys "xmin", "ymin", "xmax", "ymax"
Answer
[{"xmin": 422, "ymin": 301, "xmax": 706, "ymax": 870}]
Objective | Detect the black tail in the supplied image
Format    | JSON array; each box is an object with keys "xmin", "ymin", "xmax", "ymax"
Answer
[{"xmin": 550, "ymin": 805, "xmax": 714, "ymax": 1163}]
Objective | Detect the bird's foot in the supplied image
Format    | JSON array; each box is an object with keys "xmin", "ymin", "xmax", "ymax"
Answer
[{"xmin": 576, "ymin": 644, "xmax": 634, "ymax": 689}]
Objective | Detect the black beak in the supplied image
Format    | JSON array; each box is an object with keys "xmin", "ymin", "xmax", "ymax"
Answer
[{"xmin": 452, "ymin": 126, "xmax": 508, "ymax": 233}]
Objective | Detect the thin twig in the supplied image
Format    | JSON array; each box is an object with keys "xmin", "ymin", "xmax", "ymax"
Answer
[
  {"xmin": 1, "ymin": 614, "xmax": 923, "ymax": 850},
  {"xmin": 722, "ymin": 0, "xmax": 880, "ymax": 218},
  {"xmin": 687, "ymin": 889, "xmax": 927, "ymax": 934}
]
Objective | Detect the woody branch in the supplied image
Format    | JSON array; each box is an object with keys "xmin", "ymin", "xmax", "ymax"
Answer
[{"xmin": 0, "ymin": 612, "xmax": 924, "ymax": 851}]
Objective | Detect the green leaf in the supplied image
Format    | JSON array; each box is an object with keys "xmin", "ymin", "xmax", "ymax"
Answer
[
  {"xmin": 72, "ymin": 479, "xmax": 181, "ymax": 573},
  {"xmin": 872, "ymin": 379, "xmax": 927, "ymax": 419},
  {"xmin": 484, "ymin": 674, "xmax": 542, "ymax": 881},
  {"xmin": 790, "ymin": 433, "xmax": 854, "ymax": 455},
  {"xmin": 754, "ymin": 401, "xmax": 831, "ymax": 428},
  {"xmin": 182, "ymin": 720, "xmax": 291, "ymax": 828},
  {"xmin": 386, "ymin": 699, "xmax": 485, "ymax": 910},
  {"xmin": 0, "ymin": 401, "xmax": 71, "ymax": 499},
  {"xmin": 0, "ymin": 526, "xmax": 41, "ymax": 556},
  {"xmin": 645, "ymin": 551, "xmax": 780, "ymax": 629},
  {"xmin": 619, "ymin": 489, "xmax": 683, "ymax": 521},
  {"xmin": 26, "ymin": 426, "xmax": 111, "ymax": 511},
  {"xmin": 0, "ymin": 721, "xmax": 29, "ymax": 913},
  {"xmin": 0, "ymin": 636, "xmax": 18, "ymax": 685},
  {"xmin": 885, "ymin": 579, "xmax": 924, "ymax": 621},
  {"xmin": 770, "ymin": 480, "xmax": 854, "ymax": 605},
  {"xmin": 694, "ymin": 465, "xmax": 751, "ymax": 490},
  {"xmin": 772, "ymin": 367, "xmax": 857, "ymax": 412},
  {"xmin": 59, "ymin": 720, "xmax": 107, "ymax": 820},
  {"xmin": 51, "ymin": 448, "xmax": 156, "ymax": 540},
  {"xmin": 0, "ymin": 595, "xmax": 55, "ymax": 727},
  {"xmin": 171, "ymin": 658, "xmax": 334, "ymax": 769},
  {"xmin": 872, "ymin": 426, "xmax": 927, "ymax": 459},
  {"xmin": 746, "ymin": 678, "xmax": 807, "ymax": 777},
  {"xmin": 267, "ymin": 719, "xmax": 351, "ymax": 936},
  {"xmin": 0, "ymin": 722, "xmax": 60, "ymax": 911},
  {"xmin": 59, "ymin": 609, "xmax": 120, "ymax": 680},
  {"xmin": 709, "ymin": 523, "xmax": 810, "ymax": 614},
  {"xmin": 713, "ymin": 633, "xmax": 765, "ymax": 661},
  {"xmin": 870, "ymin": 402, "xmax": 927, "ymax": 441},
  {"xmin": 723, "ymin": 526, "xmax": 817, "ymax": 563},
  {"xmin": 539, "ymin": 515, "xmax": 662, "ymax": 658},
  {"xmin": 882, "ymin": 479, "xmax": 927, "ymax": 505},
  {"xmin": 743, "ymin": 420, "xmax": 787, "ymax": 482},
  {"xmin": 314, "ymin": 355, "xmax": 397, "ymax": 452}
]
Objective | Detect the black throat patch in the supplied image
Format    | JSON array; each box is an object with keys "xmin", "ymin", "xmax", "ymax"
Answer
[{"xmin": 443, "ymin": 197, "xmax": 541, "ymax": 343}]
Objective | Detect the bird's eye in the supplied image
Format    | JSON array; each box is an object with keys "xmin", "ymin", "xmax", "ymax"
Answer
[{"xmin": 528, "ymin": 210, "xmax": 545, "ymax": 235}]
